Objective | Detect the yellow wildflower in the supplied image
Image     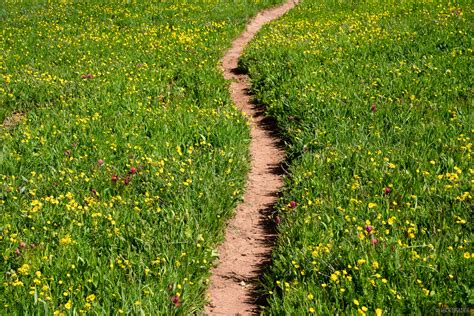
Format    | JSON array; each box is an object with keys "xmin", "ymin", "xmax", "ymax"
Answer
[
  {"xmin": 59, "ymin": 235, "xmax": 73, "ymax": 246},
  {"xmin": 12, "ymin": 280, "xmax": 24, "ymax": 287},
  {"xmin": 388, "ymin": 216, "xmax": 396, "ymax": 225},
  {"xmin": 86, "ymin": 294, "xmax": 96, "ymax": 302},
  {"xmin": 18, "ymin": 264, "xmax": 30, "ymax": 276}
]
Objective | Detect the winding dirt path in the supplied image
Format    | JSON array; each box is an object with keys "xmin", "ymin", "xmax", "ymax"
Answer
[{"xmin": 206, "ymin": 1, "xmax": 298, "ymax": 315}]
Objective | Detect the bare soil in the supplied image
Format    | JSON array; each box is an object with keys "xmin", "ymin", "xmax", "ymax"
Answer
[
  {"xmin": 2, "ymin": 112, "xmax": 23, "ymax": 129},
  {"xmin": 205, "ymin": 1, "xmax": 298, "ymax": 315}
]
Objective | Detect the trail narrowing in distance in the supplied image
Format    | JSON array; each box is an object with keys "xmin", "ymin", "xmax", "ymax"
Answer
[{"xmin": 206, "ymin": 1, "xmax": 298, "ymax": 315}]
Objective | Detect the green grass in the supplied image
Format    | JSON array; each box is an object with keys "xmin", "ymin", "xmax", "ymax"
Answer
[
  {"xmin": 241, "ymin": 0, "xmax": 473, "ymax": 314},
  {"xmin": 0, "ymin": 0, "xmax": 285, "ymax": 314}
]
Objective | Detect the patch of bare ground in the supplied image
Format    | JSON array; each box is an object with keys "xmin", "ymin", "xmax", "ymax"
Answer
[{"xmin": 2, "ymin": 112, "xmax": 23, "ymax": 129}]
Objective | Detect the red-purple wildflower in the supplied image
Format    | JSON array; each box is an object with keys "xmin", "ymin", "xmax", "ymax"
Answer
[
  {"xmin": 275, "ymin": 216, "xmax": 281, "ymax": 225},
  {"xmin": 170, "ymin": 295, "xmax": 180, "ymax": 308}
]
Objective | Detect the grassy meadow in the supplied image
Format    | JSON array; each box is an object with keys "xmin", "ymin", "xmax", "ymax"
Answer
[
  {"xmin": 241, "ymin": 0, "xmax": 473, "ymax": 314},
  {"xmin": 0, "ymin": 0, "xmax": 285, "ymax": 314}
]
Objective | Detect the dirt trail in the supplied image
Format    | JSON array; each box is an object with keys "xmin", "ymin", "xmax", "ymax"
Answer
[{"xmin": 206, "ymin": 1, "xmax": 298, "ymax": 315}]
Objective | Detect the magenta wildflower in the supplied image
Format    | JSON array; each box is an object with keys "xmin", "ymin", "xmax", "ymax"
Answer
[
  {"xmin": 170, "ymin": 295, "xmax": 180, "ymax": 308},
  {"xmin": 275, "ymin": 216, "xmax": 281, "ymax": 225}
]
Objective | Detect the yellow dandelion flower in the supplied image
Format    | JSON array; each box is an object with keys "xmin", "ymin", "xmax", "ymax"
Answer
[
  {"xmin": 59, "ymin": 235, "xmax": 73, "ymax": 246},
  {"xmin": 17, "ymin": 264, "xmax": 30, "ymax": 276},
  {"xmin": 12, "ymin": 280, "xmax": 24, "ymax": 287},
  {"xmin": 388, "ymin": 216, "xmax": 396, "ymax": 225},
  {"xmin": 86, "ymin": 294, "xmax": 96, "ymax": 302}
]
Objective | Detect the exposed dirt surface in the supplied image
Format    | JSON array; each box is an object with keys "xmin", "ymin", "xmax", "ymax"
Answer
[
  {"xmin": 2, "ymin": 112, "xmax": 23, "ymax": 129},
  {"xmin": 206, "ymin": 1, "xmax": 298, "ymax": 315}
]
